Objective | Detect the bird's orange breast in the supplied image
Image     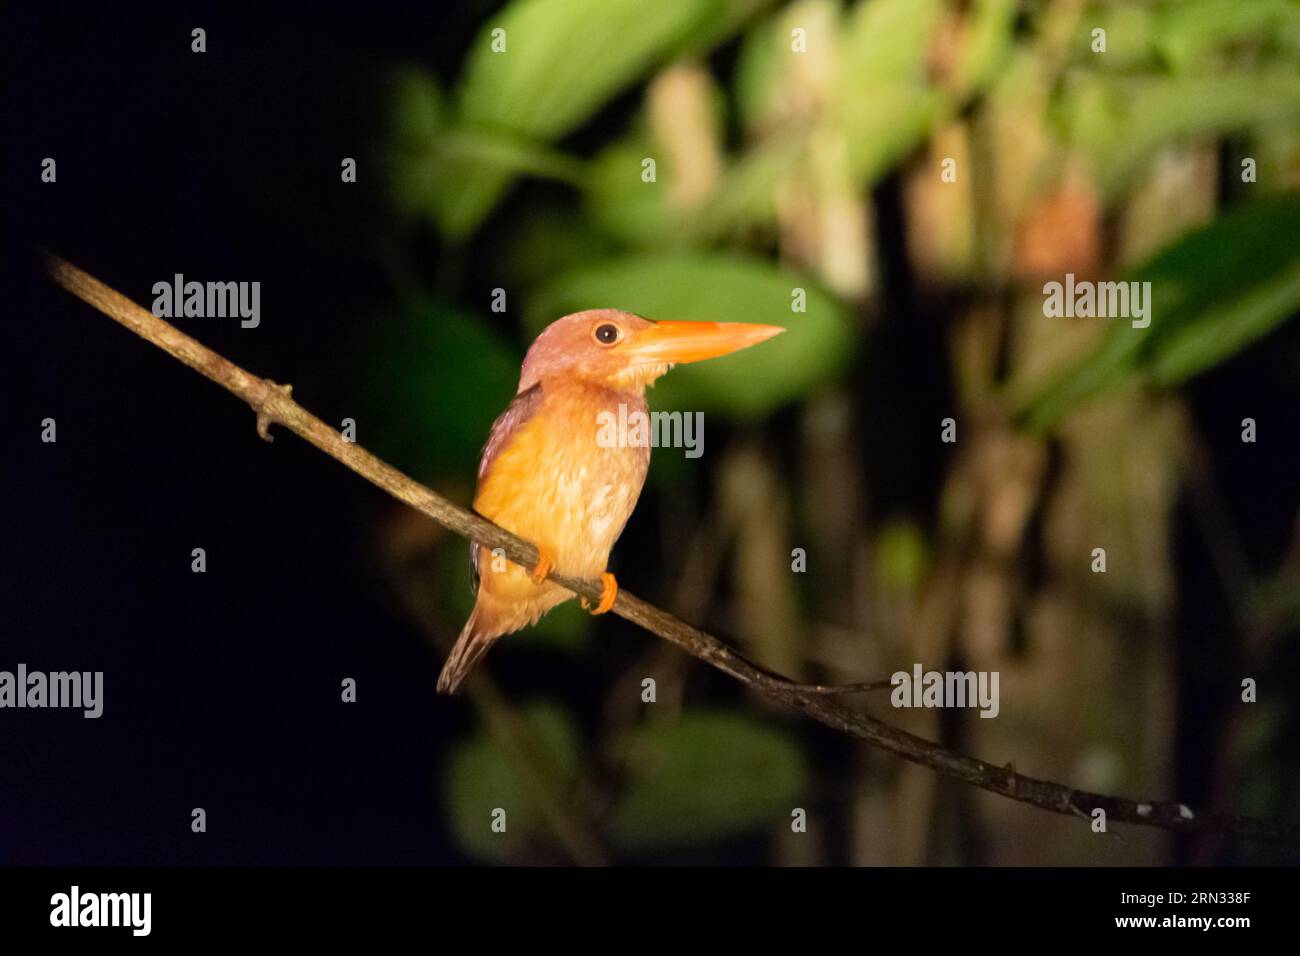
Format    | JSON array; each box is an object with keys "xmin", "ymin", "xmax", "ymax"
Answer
[{"xmin": 474, "ymin": 381, "xmax": 650, "ymax": 604}]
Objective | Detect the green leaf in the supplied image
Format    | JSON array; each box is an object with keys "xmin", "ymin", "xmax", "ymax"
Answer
[
  {"xmin": 1069, "ymin": 3, "xmax": 1159, "ymax": 70},
  {"xmin": 837, "ymin": 0, "xmax": 943, "ymax": 88},
  {"xmin": 387, "ymin": 66, "xmax": 590, "ymax": 237},
  {"xmin": 1146, "ymin": 208, "xmax": 1300, "ymax": 387},
  {"xmin": 950, "ymin": 0, "xmax": 1017, "ymax": 98},
  {"xmin": 1061, "ymin": 71, "xmax": 1300, "ymax": 197},
  {"xmin": 445, "ymin": 702, "xmax": 582, "ymax": 862},
  {"xmin": 608, "ymin": 711, "xmax": 806, "ymax": 850},
  {"xmin": 1156, "ymin": 0, "xmax": 1300, "ymax": 73},
  {"xmin": 528, "ymin": 253, "xmax": 854, "ymax": 418},
  {"xmin": 460, "ymin": 0, "xmax": 743, "ymax": 135},
  {"xmin": 733, "ymin": 13, "xmax": 783, "ymax": 132},
  {"xmin": 831, "ymin": 0, "xmax": 945, "ymax": 183},
  {"xmin": 1016, "ymin": 195, "xmax": 1300, "ymax": 432},
  {"xmin": 437, "ymin": 0, "xmax": 765, "ymax": 236},
  {"xmin": 584, "ymin": 128, "xmax": 684, "ymax": 248},
  {"xmin": 585, "ymin": 124, "xmax": 805, "ymax": 244}
]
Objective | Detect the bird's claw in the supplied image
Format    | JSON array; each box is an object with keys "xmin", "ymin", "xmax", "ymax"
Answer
[
  {"xmin": 581, "ymin": 572, "xmax": 618, "ymax": 615},
  {"xmin": 530, "ymin": 545, "xmax": 556, "ymax": 584}
]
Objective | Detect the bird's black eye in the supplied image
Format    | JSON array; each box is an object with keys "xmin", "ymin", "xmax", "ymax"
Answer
[{"xmin": 594, "ymin": 323, "xmax": 621, "ymax": 345}]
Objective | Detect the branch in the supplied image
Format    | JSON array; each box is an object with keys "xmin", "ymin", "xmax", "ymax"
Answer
[{"xmin": 46, "ymin": 254, "xmax": 1298, "ymax": 846}]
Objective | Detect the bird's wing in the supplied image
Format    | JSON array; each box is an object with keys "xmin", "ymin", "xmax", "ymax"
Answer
[{"xmin": 469, "ymin": 382, "xmax": 545, "ymax": 594}]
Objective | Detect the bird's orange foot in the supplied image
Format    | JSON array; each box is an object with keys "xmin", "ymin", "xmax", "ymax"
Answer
[
  {"xmin": 580, "ymin": 572, "xmax": 618, "ymax": 615},
  {"xmin": 530, "ymin": 545, "xmax": 556, "ymax": 584}
]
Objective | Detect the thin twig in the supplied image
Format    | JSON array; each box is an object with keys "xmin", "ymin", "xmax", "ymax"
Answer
[
  {"xmin": 45, "ymin": 254, "xmax": 1299, "ymax": 846},
  {"xmin": 790, "ymin": 679, "xmax": 896, "ymax": 695}
]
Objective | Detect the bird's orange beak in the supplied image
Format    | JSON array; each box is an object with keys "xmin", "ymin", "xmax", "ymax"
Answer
[{"xmin": 625, "ymin": 320, "xmax": 785, "ymax": 365}]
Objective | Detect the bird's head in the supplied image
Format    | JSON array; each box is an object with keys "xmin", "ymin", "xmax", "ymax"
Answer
[{"xmin": 518, "ymin": 309, "xmax": 785, "ymax": 393}]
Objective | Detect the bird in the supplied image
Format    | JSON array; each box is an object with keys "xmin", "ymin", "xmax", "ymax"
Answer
[{"xmin": 436, "ymin": 309, "xmax": 784, "ymax": 694}]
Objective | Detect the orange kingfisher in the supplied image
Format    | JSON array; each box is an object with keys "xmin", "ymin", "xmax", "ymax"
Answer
[{"xmin": 436, "ymin": 309, "xmax": 784, "ymax": 694}]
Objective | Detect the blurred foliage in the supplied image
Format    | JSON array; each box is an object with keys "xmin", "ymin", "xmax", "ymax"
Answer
[
  {"xmin": 445, "ymin": 701, "xmax": 582, "ymax": 861},
  {"xmin": 392, "ymin": 0, "xmax": 776, "ymax": 238},
  {"xmin": 607, "ymin": 712, "xmax": 807, "ymax": 849},
  {"xmin": 1061, "ymin": 71, "xmax": 1300, "ymax": 198},
  {"xmin": 380, "ymin": 0, "xmax": 1300, "ymax": 863},
  {"xmin": 1017, "ymin": 195, "xmax": 1300, "ymax": 431},
  {"xmin": 875, "ymin": 519, "xmax": 930, "ymax": 592},
  {"xmin": 446, "ymin": 706, "xmax": 807, "ymax": 860}
]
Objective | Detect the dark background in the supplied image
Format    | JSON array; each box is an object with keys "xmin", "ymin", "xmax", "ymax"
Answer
[{"xmin": 1, "ymin": 3, "xmax": 494, "ymax": 865}]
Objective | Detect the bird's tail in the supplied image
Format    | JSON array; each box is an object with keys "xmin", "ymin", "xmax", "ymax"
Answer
[{"xmin": 437, "ymin": 608, "xmax": 499, "ymax": 696}]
